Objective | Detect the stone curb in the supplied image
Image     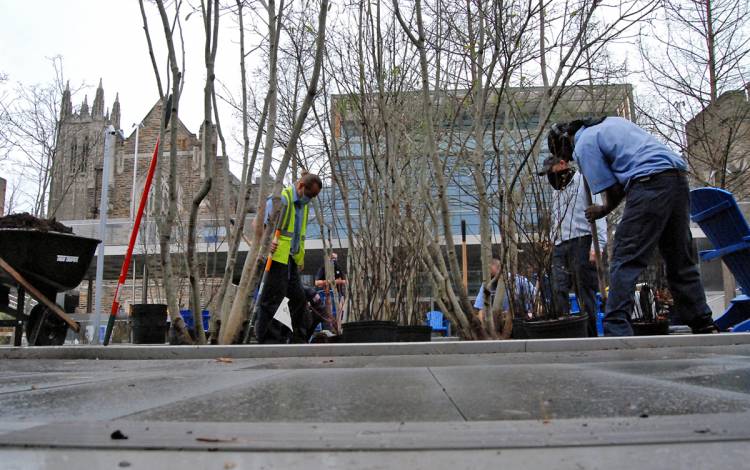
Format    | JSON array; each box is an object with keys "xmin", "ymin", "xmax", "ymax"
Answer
[{"xmin": 1, "ymin": 333, "xmax": 748, "ymax": 360}]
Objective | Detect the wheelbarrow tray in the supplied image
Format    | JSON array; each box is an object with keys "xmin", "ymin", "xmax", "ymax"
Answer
[{"xmin": 0, "ymin": 228, "xmax": 100, "ymax": 294}]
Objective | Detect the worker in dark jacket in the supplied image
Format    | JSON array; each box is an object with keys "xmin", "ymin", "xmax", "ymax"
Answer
[{"xmin": 546, "ymin": 117, "xmax": 717, "ymax": 336}]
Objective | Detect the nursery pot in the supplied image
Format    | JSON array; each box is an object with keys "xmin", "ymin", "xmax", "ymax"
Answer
[
  {"xmin": 396, "ymin": 325, "xmax": 433, "ymax": 342},
  {"xmin": 523, "ymin": 314, "xmax": 588, "ymax": 339},
  {"xmin": 511, "ymin": 317, "xmax": 528, "ymax": 339},
  {"xmin": 342, "ymin": 320, "xmax": 397, "ymax": 343},
  {"xmin": 632, "ymin": 319, "xmax": 670, "ymax": 336},
  {"xmin": 131, "ymin": 303, "xmax": 168, "ymax": 344}
]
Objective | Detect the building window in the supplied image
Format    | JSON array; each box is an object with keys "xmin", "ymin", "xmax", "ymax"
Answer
[
  {"xmin": 69, "ymin": 138, "xmax": 78, "ymax": 175},
  {"xmin": 81, "ymin": 136, "xmax": 90, "ymax": 172}
]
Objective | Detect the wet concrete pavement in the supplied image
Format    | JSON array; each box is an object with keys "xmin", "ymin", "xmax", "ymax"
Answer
[{"xmin": 1, "ymin": 335, "xmax": 750, "ymax": 469}]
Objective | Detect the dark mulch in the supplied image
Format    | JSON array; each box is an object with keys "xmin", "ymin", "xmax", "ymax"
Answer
[{"xmin": 0, "ymin": 213, "xmax": 73, "ymax": 234}]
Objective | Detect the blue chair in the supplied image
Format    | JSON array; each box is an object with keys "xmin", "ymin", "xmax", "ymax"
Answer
[
  {"xmin": 179, "ymin": 309, "xmax": 195, "ymax": 330},
  {"xmin": 179, "ymin": 309, "xmax": 210, "ymax": 332},
  {"xmin": 427, "ymin": 310, "xmax": 449, "ymax": 336},
  {"xmin": 690, "ymin": 187, "xmax": 750, "ymax": 331},
  {"xmin": 571, "ymin": 292, "xmax": 605, "ymax": 336}
]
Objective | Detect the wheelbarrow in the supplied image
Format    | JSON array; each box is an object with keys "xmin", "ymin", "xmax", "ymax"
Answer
[{"xmin": 0, "ymin": 228, "xmax": 100, "ymax": 346}]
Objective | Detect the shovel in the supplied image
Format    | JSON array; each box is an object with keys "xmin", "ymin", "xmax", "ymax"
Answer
[
  {"xmin": 103, "ymin": 95, "xmax": 172, "ymax": 346},
  {"xmin": 582, "ymin": 178, "xmax": 608, "ymax": 310},
  {"xmin": 242, "ymin": 225, "xmax": 282, "ymax": 344}
]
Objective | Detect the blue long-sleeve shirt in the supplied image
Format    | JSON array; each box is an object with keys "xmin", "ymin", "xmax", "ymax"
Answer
[{"xmin": 474, "ymin": 274, "xmax": 536, "ymax": 312}]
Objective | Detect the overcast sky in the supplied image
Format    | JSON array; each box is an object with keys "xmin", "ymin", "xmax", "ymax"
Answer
[
  {"xmin": 0, "ymin": 0, "xmax": 247, "ymax": 136},
  {"xmin": 0, "ymin": 1, "xmax": 260, "ymax": 212}
]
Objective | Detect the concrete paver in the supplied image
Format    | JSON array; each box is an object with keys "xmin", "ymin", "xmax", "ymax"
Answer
[{"xmin": 1, "ymin": 335, "xmax": 749, "ymax": 469}]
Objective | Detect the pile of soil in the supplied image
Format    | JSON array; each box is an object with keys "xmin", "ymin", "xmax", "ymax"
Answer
[{"xmin": 0, "ymin": 213, "xmax": 73, "ymax": 234}]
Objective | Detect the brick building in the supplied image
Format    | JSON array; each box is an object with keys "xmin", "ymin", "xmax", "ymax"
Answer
[
  {"xmin": 48, "ymin": 81, "xmax": 247, "ymax": 314},
  {"xmin": 686, "ymin": 88, "xmax": 750, "ymax": 303},
  {"xmin": 685, "ymin": 88, "xmax": 750, "ymax": 200},
  {"xmin": 49, "ymin": 80, "xmax": 238, "ymax": 222}
]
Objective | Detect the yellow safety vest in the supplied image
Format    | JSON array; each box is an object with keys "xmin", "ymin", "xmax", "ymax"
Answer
[{"xmin": 271, "ymin": 186, "xmax": 309, "ymax": 266}]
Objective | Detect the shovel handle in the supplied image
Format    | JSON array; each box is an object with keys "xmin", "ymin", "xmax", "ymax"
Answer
[
  {"xmin": 582, "ymin": 178, "xmax": 608, "ymax": 306},
  {"xmin": 264, "ymin": 230, "xmax": 281, "ymax": 272}
]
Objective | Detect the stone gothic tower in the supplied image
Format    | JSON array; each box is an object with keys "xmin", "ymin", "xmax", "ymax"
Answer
[
  {"xmin": 49, "ymin": 80, "xmax": 120, "ymax": 220},
  {"xmin": 50, "ymin": 82, "xmax": 240, "ymax": 227}
]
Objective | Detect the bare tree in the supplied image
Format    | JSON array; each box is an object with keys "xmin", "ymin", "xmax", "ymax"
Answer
[
  {"xmin": 0, "ymin": 57, "xmax": 75, "ymax": 217},
  {"xmin": 638, "ymin": 0, "xmax": 750, "ymax": 308},
  {"xmin": 184, "ymin": 0, "xmax": 221, "ymax": 345},
  {"xmin": 220, "ymin": 0, "xmax": 330, "ymax": 344},
  {"xmin": 139, "ymin": 0, "xmax": 193, "ymax": 344},
  {"xmin": 639, "ymin": 0, "xmax": 750, "ymax": 196}
]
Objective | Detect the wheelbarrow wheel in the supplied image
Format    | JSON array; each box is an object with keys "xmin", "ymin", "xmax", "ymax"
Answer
[{"xmin": 26, "ymin": 304, "xmax": 68, "ymax": 346}]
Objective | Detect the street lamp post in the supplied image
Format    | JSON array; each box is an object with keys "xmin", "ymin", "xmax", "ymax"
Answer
[
  {"xmin": 130, "ymin": 123, "xmax": 144, "ymax": 220},
  {"xmin": 130, "ymin": 123, "xmax": 144, "ymax": 309},
  {"xmin": 93, "ymin": 125, "xmax": 118, "ymax": 344}
]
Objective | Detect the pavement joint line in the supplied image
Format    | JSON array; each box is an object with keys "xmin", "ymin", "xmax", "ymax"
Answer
[
  {"xmin": 1, "ymin": 333, "xmax": 749, "ymax": 360},
  {"xmin": 426, "ymin": 366, "xmax": 468, "ymax": 422},
  {"xmin": 0, "ymin": 379, "xmax": 104, "ymax": 396}
]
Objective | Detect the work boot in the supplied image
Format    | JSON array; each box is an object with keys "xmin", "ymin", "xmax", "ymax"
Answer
[{"xmin": 691, "ymin": 321, "xmax": 720, "ymax": 334}]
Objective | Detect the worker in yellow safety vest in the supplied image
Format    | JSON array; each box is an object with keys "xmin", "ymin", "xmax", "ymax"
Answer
[{"xmin": 256, "ymin": 172, "xmax": 322, "ymax": 343}]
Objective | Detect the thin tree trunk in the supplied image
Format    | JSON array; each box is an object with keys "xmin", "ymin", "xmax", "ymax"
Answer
[
  {"xmin": 221, "ymin": 0, "xmax": 329, "ymax": 344},
  {"xmin": 394, "ymin": 0, "xmax": 481, "ymax": 338},
  {"xmin": 186, "ymin": 0, "xmax": 220, "ymax": 345},
  {"xmin": 154, "ymin": 0, "xmax": 192, "ymax": 344}
]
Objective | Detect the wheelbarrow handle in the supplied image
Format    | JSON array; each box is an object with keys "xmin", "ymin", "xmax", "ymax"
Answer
[{"xmin": 0, "ymin": 256, "xmax": 80, "ymax": 333}]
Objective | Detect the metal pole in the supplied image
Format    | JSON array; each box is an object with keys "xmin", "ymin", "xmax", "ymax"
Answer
[
  {"xmin": 130, "ymin": 123, "xmax": 142, "ymax": 314},
  {"xmin": 132, "ymin": 257, "xmax": 136, "ymax": 310},
  {"xmin": 142, "ymin": 263, "xmax": 148, "ymax": 304},
  {"xmin": 461, "ymin": 220, "xmax": 468, "ymax": 291},
  {"xmin": 130, "ymin": 124, "xmax": 141, "ymax": 220},
  {"xmin": 93, "ymin": 125, "xmax": 116, "ymax": 344}
]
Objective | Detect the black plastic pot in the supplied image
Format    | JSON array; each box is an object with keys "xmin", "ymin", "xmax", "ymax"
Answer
[
  {"xmin": 342, "ymin": 320, "xmax": 397, "ymax": 343},
  {"xmin": 511, "ymin": 317, "xmax": 528, "ymax": 339},
  {"xmin": 632, "ymin": 320, "xmax": 670, "ymax": 336},
  {"xmin": 396, "ymin": 325, "xmax": 432, "ymax": 342},
  {"xmin": 523, "ymin": 314, "xmax": 588, "ymax": 339},
  {"xmin": 131, "ymin": 304, "xmax": 168, "ymax": 344}
]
